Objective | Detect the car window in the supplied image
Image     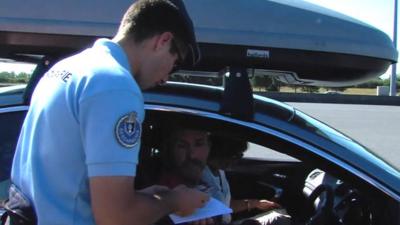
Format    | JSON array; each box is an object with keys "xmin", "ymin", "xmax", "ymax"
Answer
[
  {"xmin": 0, "ymin": 62, "xmax": 36, "ymax": 106},
  {"xmin": 292, "ymin": 110, "xmax": 373, "ymax": 153},
  {"xmin": 244, "ymin": 142, "xmax": 300, "ymax": 162}
]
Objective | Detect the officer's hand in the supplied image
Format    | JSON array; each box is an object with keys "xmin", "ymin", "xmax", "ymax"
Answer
[{"xmin": 172, "ymin": 185, "xmax": 209, "ymax": 216}]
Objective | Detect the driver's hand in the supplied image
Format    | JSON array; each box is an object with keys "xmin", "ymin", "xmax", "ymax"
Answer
[
  {"xmin": 173, "ymin": 185, "xmax": 210, "ymax": 216},
  {"xmin": 189, "ymin": 217, "xmax": 215, "ymax": 225},
  {"xmin": 255, "ymin": 199, "xmax": 281, "ymax": 211}
]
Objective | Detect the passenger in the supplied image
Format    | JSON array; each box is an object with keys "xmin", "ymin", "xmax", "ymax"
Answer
[
  {"xmin": 7, "ymin": 0, "xmax": 207, "ymax": 225},
  {"xmin": 201, "ymin": 135, "xmax": 291, "ymax": 225}
]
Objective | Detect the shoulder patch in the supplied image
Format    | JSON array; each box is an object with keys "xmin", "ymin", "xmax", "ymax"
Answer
[{"xmin": 115, "ymin": 112, "xmax": 141, "ymax": 148}]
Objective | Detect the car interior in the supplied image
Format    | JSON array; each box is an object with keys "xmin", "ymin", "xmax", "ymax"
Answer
[{"xmin": 132, "ymin": 109, "xmax": 397, "ymax": 225}]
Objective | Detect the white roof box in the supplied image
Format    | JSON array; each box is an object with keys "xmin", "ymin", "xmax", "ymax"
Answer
[{"xmin": 0, "ymin": 0, "xmax": 397, "ymax": 86}]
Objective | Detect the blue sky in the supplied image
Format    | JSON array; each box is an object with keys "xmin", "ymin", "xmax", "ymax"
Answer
[{"xmin": 304, "ymin": 0, "xmax": 396, "ymax": 38}]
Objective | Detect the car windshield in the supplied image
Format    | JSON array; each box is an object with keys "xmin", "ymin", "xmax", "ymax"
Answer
[{"xmin": 292, "ymin": 110, "xmax": 397, "ymax": 168}]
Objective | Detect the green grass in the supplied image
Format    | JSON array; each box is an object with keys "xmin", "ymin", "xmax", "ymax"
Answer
[{"xmin": 343, "ymin": 88, "xmax": 377, "ymax": 95}]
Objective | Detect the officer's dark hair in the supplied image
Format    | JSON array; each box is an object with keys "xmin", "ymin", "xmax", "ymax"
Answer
[
  {"xmin": 119, "ymin": 0, "xmax": 190, "ymax": 62},
  {"xmin": 208, "ymin": 135, "xmax": 248, "ymax": 160}
]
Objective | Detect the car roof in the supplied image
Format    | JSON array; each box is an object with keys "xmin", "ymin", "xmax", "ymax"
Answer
[{"xmin": 0, "ymin": 0, "xmax": 397, "ymax": 86}]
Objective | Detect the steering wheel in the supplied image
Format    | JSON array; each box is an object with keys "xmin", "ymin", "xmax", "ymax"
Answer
[{"xmin": 305, "ymin": 184, "xmax": 336, "ymax": 225}]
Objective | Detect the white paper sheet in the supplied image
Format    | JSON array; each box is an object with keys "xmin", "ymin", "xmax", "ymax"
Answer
[{"xmin": 169, "ymin": 197, "xmax": 232, "ymax": 224}]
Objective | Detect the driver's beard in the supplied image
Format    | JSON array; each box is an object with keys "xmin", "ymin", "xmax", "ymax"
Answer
[{"xmin": 177, "ymin": 159, "xmax": 205, "ymax": 187}]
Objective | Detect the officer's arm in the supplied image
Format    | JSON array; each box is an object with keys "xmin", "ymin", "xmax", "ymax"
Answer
[{"xmin": 89, "ymin": 176, "xmax": 208, "ymax": 225}]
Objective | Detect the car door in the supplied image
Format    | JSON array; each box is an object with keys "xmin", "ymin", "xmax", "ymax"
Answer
[
  {"xmin": 0, "ymin": 57, "xmax": 53, "ymax": 200},
  {"xmin": 0, "ymin": 106, "xmax": 28, "ymax": 199},
  {"xmin": 137, "ymin": 102, "xmax": 399, "ymax": 225}
]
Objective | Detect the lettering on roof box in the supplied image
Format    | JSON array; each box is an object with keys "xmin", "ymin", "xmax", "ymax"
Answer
[{"xmin": 246, "ymin": 49, "xmax": 270, "ymax": 59}]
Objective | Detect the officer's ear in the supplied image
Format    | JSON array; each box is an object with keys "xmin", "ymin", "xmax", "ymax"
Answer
[{"xmin": 154, "ymin": 32, "xmax": 174, "ymax": 53}]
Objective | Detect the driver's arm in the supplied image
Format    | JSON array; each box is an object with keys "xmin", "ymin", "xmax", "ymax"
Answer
[
  {"xmin": 90, "ymin": 176, "xmax": 208, "ymax": 225},
  {"xmin": 230, "ymin": 199, "xmax": 281, "ymax": 213}
]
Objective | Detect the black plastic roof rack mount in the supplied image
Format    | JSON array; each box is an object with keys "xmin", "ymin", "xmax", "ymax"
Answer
[{"xmin": 220, "ymin": 66, "xmax": 254, "ymax": 121}]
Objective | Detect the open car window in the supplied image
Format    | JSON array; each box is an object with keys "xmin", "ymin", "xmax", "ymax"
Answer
[
  {"xmin": 0, "ymin": 61, "xmax": 36, "ymax": 107},
  {"xmin": 135, "ymin": 108, "xmax": 398, "ymax": 225},
  {"xmin": 244, "ymin": 142, "xmax": 299, "ymax": 162}
]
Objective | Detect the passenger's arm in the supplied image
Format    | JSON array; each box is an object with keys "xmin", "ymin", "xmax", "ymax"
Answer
[{"xmin": 90, "ymin": 176, "xmax": 209, "ymax": 225}]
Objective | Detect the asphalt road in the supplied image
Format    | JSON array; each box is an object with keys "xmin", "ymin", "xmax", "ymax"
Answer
[{"xmin": 287, "ymin": 103, "xmax": 400, "ymax": 168}]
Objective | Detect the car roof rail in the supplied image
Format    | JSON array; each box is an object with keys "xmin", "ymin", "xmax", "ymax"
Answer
[{"xmin": 23, "ymin": 56, "xmax": 56, "ymax": 105}]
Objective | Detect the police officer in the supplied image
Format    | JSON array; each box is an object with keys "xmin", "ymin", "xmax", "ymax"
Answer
[{"xmin": 9, "ymin": 0, "xmax": 208, "ymax": 224}]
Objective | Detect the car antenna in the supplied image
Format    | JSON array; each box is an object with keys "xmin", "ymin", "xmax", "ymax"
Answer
[{"xmin": 220, "ymin": 66, "xmax": 254, "ymax": 121}]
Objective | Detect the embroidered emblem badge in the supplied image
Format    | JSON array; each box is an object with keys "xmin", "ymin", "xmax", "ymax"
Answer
[{"xmin": 115, "ymin": 112, "xmax": 141, "ymax": 148}]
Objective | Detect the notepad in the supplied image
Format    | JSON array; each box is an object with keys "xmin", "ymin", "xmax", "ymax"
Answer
[{"xmin": 169, "ymin": 197, "xmax": 233, "ymax": 224}]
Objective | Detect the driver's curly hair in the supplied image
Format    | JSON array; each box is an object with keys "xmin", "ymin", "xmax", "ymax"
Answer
[{"xmin": 208, "ymin": 135, "xmax": 248, "ymax": 160}]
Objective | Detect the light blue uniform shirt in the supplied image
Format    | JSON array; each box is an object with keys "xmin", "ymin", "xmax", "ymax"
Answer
[{"xmin": 11, "ymin": 39, "xmax": 144, "ymax": 225}]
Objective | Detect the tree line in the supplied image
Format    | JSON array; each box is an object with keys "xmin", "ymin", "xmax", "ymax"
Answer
[
  {"xmin": 2, "ymin": 70, "xmax": 399, "ymax": 94},
  {"xmin": 0, "ymin": 71, "xmax": 31, "ymax": 84},
  {"xmin": 170, "ymin": 73, "xmax": 400, "ymax": 93},
  {"xmin": 251, "ymin": 76, "xmax": 400, "ymax": 93}
]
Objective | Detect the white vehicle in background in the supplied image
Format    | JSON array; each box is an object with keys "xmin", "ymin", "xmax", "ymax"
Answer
[
  {"xmin": 0, "ymin": 84, "xmax": 26, "ymax": 95},
  {"xmin": 0, "ymin": 84, "xmax": 26, "ymax": 106}
]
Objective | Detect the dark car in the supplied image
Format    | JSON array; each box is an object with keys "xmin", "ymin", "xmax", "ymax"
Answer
[{"xmin": 1, "ymin": 1, "xmax": 399, "ymax": 225}]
